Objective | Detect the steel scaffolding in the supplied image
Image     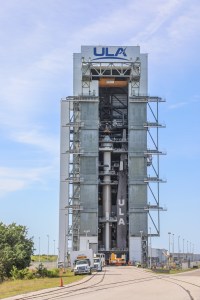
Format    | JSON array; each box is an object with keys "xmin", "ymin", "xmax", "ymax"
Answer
[{"xmin": 59, "ymin": 46, "xmax": 166, "ymax": 266}]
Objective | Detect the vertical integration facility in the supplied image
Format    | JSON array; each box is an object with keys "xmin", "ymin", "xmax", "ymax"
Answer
[{"xmin": 59, "ymin": 46, "xmax": 165, "ymax": 265}]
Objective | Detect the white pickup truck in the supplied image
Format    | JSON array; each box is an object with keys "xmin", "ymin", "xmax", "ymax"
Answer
[{"xmin": 73, "ymin": 258, "xmax": 91, "ymax": 276}]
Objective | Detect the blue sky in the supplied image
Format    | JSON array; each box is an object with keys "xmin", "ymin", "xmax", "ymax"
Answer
[{"xmin": 0, "ymin": 0, "xmax": 200, "ymax": 255}]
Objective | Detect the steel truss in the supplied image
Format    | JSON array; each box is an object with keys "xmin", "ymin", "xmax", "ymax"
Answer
[
  {"xmin": 64, "ymin": 69, "xmax": 165, "ymax": 256},
  {"xmin": 64, "ymin": 96, "xmax": 99, "ymax": 252},
  {"xmin": 129, "ymin": 96, "xmax": 166, "ymax": 236},
  {"xmin": 82, "ymin": 59, "xmax": 141, "ymax": 96},
  {"xmin": 144, "ymin": 97, "xmax": 166, "ymax": 237}
]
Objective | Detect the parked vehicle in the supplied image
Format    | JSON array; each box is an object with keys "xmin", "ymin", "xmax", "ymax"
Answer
[
  {"xmin": 73, "ymin": 259, "xmax": 92, "ymax": 275},
  {"xmin": 109, "ymin": 253, "xmax": 126, "ymax": 266},
  {"xmin": 95, "ymin": 253, "xmax": 106, "ymax": 267},
  {"xmin": 70, "ymin": 249, "xmax": 94, "ymax": 276},
  {"xmin": 93, "ymin": 257, "xmax": 102, "ymax": 272}
]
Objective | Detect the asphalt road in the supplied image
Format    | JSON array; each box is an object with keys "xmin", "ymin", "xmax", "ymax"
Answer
[{"xmin": 5, "ymin": 266, "xmax": 200, "ymax": 300}]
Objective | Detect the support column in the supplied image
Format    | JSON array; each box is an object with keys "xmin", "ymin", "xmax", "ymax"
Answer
[{"xmin": 102, "ymin": 136, "xmax": 112, "ymax": 251}]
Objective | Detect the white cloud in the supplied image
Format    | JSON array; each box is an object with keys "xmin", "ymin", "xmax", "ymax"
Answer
[
  {"xmin": 57, "ymin": 0, "xmax": 200, "ymax": 70},
  {"xmin": 127, "ymin": 1, "xmax": 200, "ymax": 63},
  {"xmin": 168, "ymin": 101, "xmax": 188, "ymax": 109},
  {"xmin": 0, "ymin": 179, "xmax": 25, "ymax": 196},
  {"xmin": 11, "ymin": 128, "xmax": 59, "ymax": 156},
  {"xmin": 192, "ymin": 95, "xmax": 200, "ymax": 102},
  {"xmin": 131, "ymin": 0, "xmax": 182, "ymax": 40},
  {"xmin": 168, "ymin": 94, "xmax": 200, "ymax": 110},
  {"xmin": 0, "ymin": 166, "xmax": 52, "ymax": 197}
]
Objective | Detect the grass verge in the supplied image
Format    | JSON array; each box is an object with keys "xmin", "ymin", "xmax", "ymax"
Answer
[
  {"xmin": 31, "ymin": 255, "xmax": 57, "ymax": 262},
  {"xmin": 151, "ymin": 268, "xmax": 196, "ymax": 275},
  {"xmin": 169, "ymin": 268, "xmax": 195, "ymax": 274},
  {"xmin": 0, "ymin": 269, "xmax": 85, "ymax": 299}
]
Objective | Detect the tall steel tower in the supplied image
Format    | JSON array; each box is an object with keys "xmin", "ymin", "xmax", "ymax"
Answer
[{"xmin": 59, "ymin": 46, "xmax": 165, "ymax": 266}]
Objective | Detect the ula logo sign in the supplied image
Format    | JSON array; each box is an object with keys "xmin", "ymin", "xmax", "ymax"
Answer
[
  {"xmin": 92, "ymin": 47, "xmax": 128, "ymax": 61},
  {"xmin": 118, "ymin": 198, "xmax": 125, "ymax": 226}
]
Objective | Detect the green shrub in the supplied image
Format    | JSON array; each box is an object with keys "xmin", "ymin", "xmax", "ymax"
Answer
[
  {"xmin": 35, "ymin": 264, "xmax": 59, "ymax": 278},
  {"xmin": 24, "ymin": 271, "xmax": 35, "ymax": 280},
  {"xmin": 10, "ymin": 264, "xmax": 60, "ymax": 280},
  {"xmin": 46, "ymin": 268, "xmax": 59, "ymax": 278},
  {"xmin": 10, "ymin": 266, "xmax": 30, "ymax": 280},
  {"xmin": 0, "ymin": 262, "xmax": 6, "ymax": 282},
  {"xmin": 36, "ymin": 263, "xmax": 48, "ymax": 277}
]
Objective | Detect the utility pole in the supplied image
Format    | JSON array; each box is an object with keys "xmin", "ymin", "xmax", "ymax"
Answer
[
  {"xmin": 149, "ymin": 227, "xmax": 152, "ymax": 269},
  {"xmin": 53, "ymin": 239, "xmax": 55, "ymax": 256},
  {"xmin": 84, "ymin": 230, "xmax": 90, "ymax": 250},
  {"xmin": 39, "ymin": 237, "xmax": 41, "ymax": 263},
  {"xmin": 140, "ymin": 231, "xmax": 143, "ymax": 265},
  {"xmin": 178, "ymin": 235, "xmax": 180, "ymax": 263},
  {"xmin": 47, "ymin": 234, "xmax": 49, "ymax": 261},
  {"xmin": 168, "ymin": 232, "xmax": 171, "ymax": 269}
]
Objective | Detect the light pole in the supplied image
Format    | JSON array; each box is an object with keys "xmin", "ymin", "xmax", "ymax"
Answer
[
  {"xmin": 189, "ymin": 241, "xmax": 192, "ymax": 262},
  {"xmin": 53, "ymin": 239, "xmax": 55, "ymax": 256},
  {"xmin": 183, "ymin": 238, "xmax": 185, "ymax": 261},
  {"xmin": 168, "ymin": 232, "xmax": 171, "ymax": 269},
  {"xmin": 84, "ymin": 230, "xmax": 90, "ymax": 249},
  {"xmin": 47, "ymin": 234, "xmax": 49, "ymax": 261},
  {"xmin": 168, "ymin": 232, "xmax": 171, "ymax": 254},
  {"xmin": 53, "ymin": 239, "xmax": 56, "ymax": 267},
  {"xmin": 172, "ymin": 233, "xmax": 174, "ymax": 261},
  {"xmin": 64, "ymin": 213, "xmax": 67, "ymax": 268},
  {"xmin": 192, "ymin": 244, "xmax": 194, "ymax": 262},
  {"xmin": 140, "ymin": 231, "xmax": 143, "ymax": 265},
  {"xmin": 178, "ymin": 235, "xmax": 180, "ymax": 263},
  {"xmin": 84, "ymin": 230, "xmax": 90, "ymax": 237},
  {"xmin": 39, "ymin": 237, "xmax": 41, "ymax": 263},
  {"xmin": 149, "ymin": 227, "xmax": 152, "ymax": 269}
]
